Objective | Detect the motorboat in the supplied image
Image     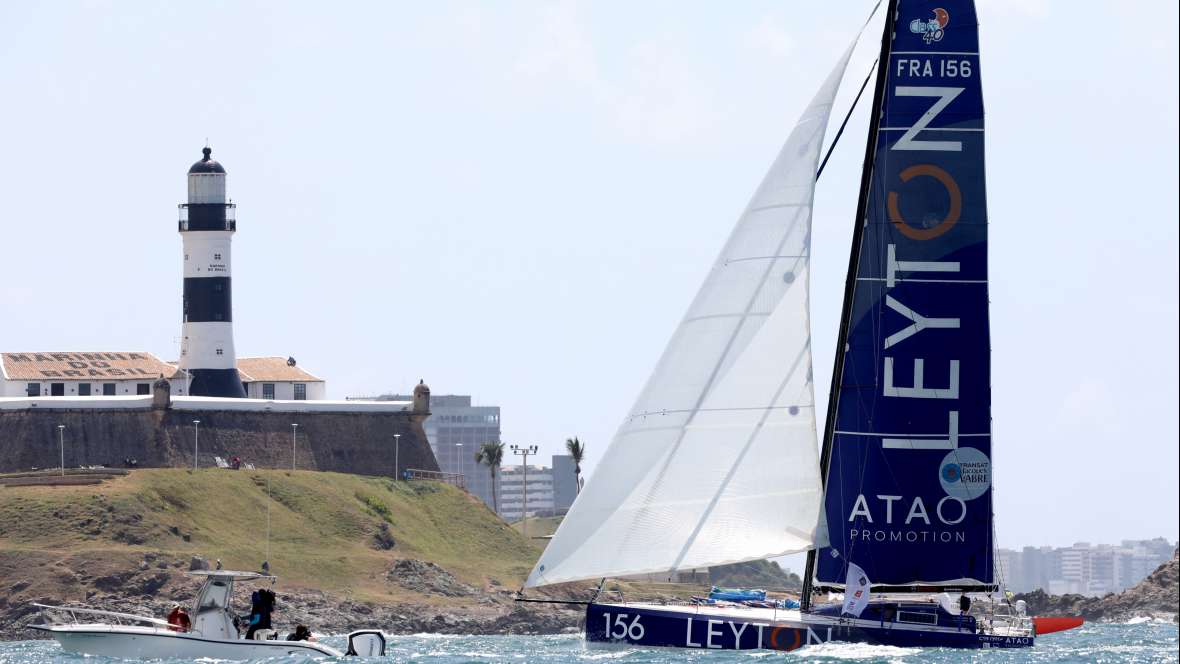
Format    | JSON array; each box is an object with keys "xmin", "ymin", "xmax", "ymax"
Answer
[{"xmin": 29, "ymin": 570, "xmax": 386, "ymax": 659}]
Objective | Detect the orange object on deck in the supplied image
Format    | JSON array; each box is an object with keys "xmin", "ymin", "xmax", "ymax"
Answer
[{"xmin": 1033, "ymin": 616, "xmax": 1084, "ymax": 635}]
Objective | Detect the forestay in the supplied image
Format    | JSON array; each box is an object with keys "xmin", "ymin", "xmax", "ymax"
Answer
[
  {"xmin": 526, "ymin": 41, "xmax": 860, "ymax": 588},
  {"xmin": 815, "ymin": 0, "xmax": 994, "ymax": 590}
]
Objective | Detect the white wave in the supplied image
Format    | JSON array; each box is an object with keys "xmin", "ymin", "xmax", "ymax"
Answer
[
  {"xmin": 578, "ymin": 641, "xmax": 640, "ymax": 659},
  {"xmin": 794, "ymin": 642, "xmax": 921, "ymax": 660},
  {"xmin": 1121, "ymin": 615, "xmax": 1174, "ymax": 625},
  {"xmin": 576, "ymin": 650, "xmax": 639, "ymax": 660}
]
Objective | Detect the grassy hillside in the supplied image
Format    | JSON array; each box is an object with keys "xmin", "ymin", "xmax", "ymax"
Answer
[
  {"xmin": 510, "ymin": 516, "xmax": 563, "ymax": 540},
  {"xmin": 0, "ymin": 469, "xmax": 542, "ymax": 602}
]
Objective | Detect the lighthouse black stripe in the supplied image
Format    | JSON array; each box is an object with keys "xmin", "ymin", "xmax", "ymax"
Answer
[
  {"xmin": 182, "ymin": 204, "xmax": 232, "ymax": 231},
  {"xmin": 187, "ymin": 368, "xmax": 247, "ymax": 398},
  {"xmin": 183, "ymin": 277, "xmax": 233, "ymax": 322}
]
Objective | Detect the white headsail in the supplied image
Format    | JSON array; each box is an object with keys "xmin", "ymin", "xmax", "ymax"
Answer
[{"xmin": 526, "ymin": 42, "xmax": 861, "ymax": 588}]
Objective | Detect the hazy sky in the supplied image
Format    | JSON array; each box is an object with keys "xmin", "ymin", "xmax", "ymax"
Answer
[{"xmin": 2, "ymin": 1, "xmax": 1176, "ymax": 549}]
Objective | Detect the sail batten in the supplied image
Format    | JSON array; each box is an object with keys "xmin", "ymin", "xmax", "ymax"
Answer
[{"xmin": 524, "ymin": 39, "xmax": 863, "ymax": 589}]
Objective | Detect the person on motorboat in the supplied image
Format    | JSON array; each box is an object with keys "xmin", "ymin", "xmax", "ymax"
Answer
[
  {"xmin": 287, "ymin": 625, "xmax": 314, "ymax": 642},
  {"xmin": 244, "ymin": 589, "xmax": 276, "ymax": 639},
  {"xmin": 166, "ymin": 604, "xmax": 191, "ymax": 632}
]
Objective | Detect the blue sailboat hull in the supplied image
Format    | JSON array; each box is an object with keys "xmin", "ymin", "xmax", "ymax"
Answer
[{"xmin": 585, "ymin": 602, "xmax": 1035, "ymax": 651}]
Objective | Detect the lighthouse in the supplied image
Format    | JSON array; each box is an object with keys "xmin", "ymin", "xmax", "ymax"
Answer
[{"xmin": 177, "ymin": 147, "xmax": 246, "ymax": 397}]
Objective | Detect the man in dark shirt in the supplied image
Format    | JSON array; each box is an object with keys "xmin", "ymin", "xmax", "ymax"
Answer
[
  {"xmin": 958, "ymin": 593, "xmax": 972, "ymax": 631},
  {"xmin": 245, "ymin": 589, "xmax": 276, "ymax": 639}
]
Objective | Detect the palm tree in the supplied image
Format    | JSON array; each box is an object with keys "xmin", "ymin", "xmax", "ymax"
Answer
[
  {"xmin": 474, "ymin": 441, "xmax": 505, "ymax": 514},
  {"xmin": 565, "ymin": 437, "xmax": 585, "ymax": 494}
]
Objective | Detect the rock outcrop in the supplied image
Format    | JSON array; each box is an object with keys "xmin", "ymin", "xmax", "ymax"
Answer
[
  {"xmin": 710, "ymin": 559, "xmax": 802, "ymax": 590},
  {"xmin": 388, "ymin": 559, "xmax": 477, "ymax": 597}
]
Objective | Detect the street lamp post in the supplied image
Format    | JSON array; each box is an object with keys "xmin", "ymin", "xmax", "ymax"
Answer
[
  {"xmin": 454, "ymin": 443, "xmax": 463, "ymax": 478},
  {"xmin": 291, "ymin": 423, "xmax": 299, "ymax": 472},
  {"xmin": 57, "ymin": 424, "xmax": 66, "ymax": 477},
  {"xmin": 510, "ymin": 444, "xmax": 538, "ymax": 537},
  {"xmin": 393, "ymin": 433, "xmax": 401, "ymax": 481},
  {"xmin": 192, "ymin": 420, "xmax": 201, "ymax": 470}
]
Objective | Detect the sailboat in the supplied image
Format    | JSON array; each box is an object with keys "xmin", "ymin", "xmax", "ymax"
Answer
[{"xmin": 524, "ymin": 0, "xmax": 1083, "ymax": 650}]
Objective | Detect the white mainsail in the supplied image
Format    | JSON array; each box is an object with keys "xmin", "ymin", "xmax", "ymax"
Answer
[{"xmin": 525, "ymin": 43, "xmax": 860, "ymax": 588}]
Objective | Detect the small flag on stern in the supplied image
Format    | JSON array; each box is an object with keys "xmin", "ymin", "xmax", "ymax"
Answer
[{"xmin": 842, "ymin": 562, "xmax": 871, "ymax": 617}]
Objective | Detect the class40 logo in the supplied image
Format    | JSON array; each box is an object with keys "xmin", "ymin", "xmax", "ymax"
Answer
[{"xmin": 909, "ymin": 8, "xmax": 949, "ymax": 44}]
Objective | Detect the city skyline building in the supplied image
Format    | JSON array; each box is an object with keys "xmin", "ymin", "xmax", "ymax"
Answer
[
  {"xmin": 429, "ymin": 395, "xmax": 501, "ymax": 510},
  {"xmin": 498, "ymin": 463, "xmax": 553, "ymax": 521},
  {"xmin": 498, "ymin": 454, "xmax": 577, "ymax": 521},
  {"xmin": 996, "ymin": 538, "xmax": 1175, "ymax": 596},
  {"xmin": 551, "ymin": 454, "xmax": 578, "ymax": 513}
]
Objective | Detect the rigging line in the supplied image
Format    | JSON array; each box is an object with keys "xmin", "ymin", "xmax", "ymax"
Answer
[
  {"xmin": 266, "ymin": 429, "xmax": 272, "ymax": 572},
  {"xmin": 266, "ymin": 474, "xmax": 271, "ymax": 568},
  {"xmin": 816, "ymin": 57, "xmax": 879, "ymax": 180}
]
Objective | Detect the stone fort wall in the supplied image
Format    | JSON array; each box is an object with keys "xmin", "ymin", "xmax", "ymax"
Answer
[{"xmin": 0, "ymin": 406, "xmax": 437, "ymax": 477}]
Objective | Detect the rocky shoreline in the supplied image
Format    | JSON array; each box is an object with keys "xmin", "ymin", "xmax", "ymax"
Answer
[
  {"xmin": 1014, "ymin": 548, "xmax": 1178, "ymax": 623},
  {"xmin": 8, "ymin": 548, "xmax": 1175, "ymax": 642},
  {"xmin": 1, "ymin": 554, "xmax": 585, "ymax": 642}
]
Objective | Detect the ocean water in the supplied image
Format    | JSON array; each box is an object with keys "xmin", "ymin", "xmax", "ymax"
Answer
[{"xmin": 1, "ymin": 622, "xmax": 1175, "ymax": 663}]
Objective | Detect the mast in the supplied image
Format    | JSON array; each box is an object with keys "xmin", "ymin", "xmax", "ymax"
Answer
[{"xmin": 802, "ymin": 0, "xmax": 898, "ymax": 613}]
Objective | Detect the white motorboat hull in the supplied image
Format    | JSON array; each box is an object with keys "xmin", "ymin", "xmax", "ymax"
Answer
[
  {"xmin": 32, "ymin": 624, "xmax": 343, "ymax": 660},
  {"xmin": 29, "ymin": 571, "xmax": 386, "ymax": 659}
]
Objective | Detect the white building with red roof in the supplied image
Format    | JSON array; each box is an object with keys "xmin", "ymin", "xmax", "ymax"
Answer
[
  {"xmin": 236, "ymin": 356, "xmax": 326, "ymax": 400},
  {"xmin": 1, "ymin": 352, "xmax": 325, "ymax": 400}
]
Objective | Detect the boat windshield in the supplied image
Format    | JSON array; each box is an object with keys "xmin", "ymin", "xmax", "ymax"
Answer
[
  {"xmin": 186, "ymin": 571, "xmax": 276, "ymax": 613},
  {"xmin": 197, "ymin": 579, "xmax": 232, "ymax": 611}
]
